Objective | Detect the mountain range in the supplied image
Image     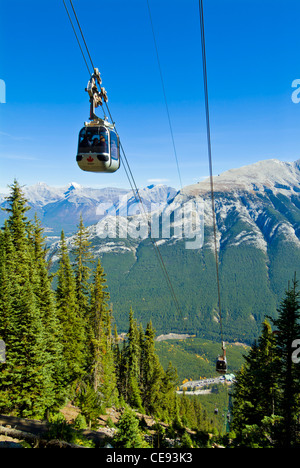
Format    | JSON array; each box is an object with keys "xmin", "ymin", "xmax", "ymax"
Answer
[
  {"xmin": 1, "ymin": 158, "xmax": 300, "ymax": 344},
  {"xmin": 0, "ymin": 182, "xmax": 178, "ymax": 241}
]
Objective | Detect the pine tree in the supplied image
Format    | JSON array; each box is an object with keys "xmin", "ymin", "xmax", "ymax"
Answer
[
  {"xmin": 141, "ymin": 320, "xmax": 164, "ymax": 414},
  {"xmin": 2, "ymin": 179, "xmax": 31, "ymax": 254},
  {"xmin": 89, "ymin": 259, "xmax": 118, "ymax": 406},
  {"xmin": 8, "ymin": 278, "xmax": 55, "ymax": 418},
  {"xmin": 271, "ymin": 275, "xmax": 300, "ymax": 447},
  {"xmin": 55, "ymin": 230, "xmax": 86, "ymax": 384},
  {"xmin": 31, "ymin": 215, "xmax": 66, "ymax": 406},
  {"xmin": 0, "ymin": 184, "xmax": 58, "ymax": 417},
  {"xmin": 73, "ymin": 215, "xmax": 94, "ymax": 320},
  {"xmin": 124, "ymin": 309, "xmax": 143, "ymax": 411},
  {"xmin": 0, "ymin": 224, "xmax": 17, "ymax": 412},
  {"xmin": 114, "ymin": 405, "xmax": 149, "ymax": 448},
  {"xmin": 159, "ymin": 362, "xmax": 179, "ymax": 422},
  {"xmin": 231, "ymin": 319, "xmax": 278, "ymax": 440},
  {"xmin": 0, "ymin": 223, "xmax": 15, "ymax": 343}
]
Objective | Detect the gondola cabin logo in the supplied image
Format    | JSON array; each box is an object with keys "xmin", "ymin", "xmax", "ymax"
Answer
[{"xmin": 0, "ymin": 79, "xmax": 6, "ymax": 104}]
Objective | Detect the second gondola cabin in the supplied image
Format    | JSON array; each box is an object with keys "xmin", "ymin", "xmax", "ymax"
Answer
[
  {"xmin": 76, "ymin": 118, "xmax": 120, "ymax": 173},
  {"xmin": 216, "ymin": 355, "xmax": 227, "ymax": 375}
]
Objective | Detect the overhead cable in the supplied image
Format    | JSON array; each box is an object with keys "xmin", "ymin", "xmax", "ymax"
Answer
[
  {"xmin": 198, "ymin": 0, "xmax": 224, "ymax": 342},
  {"xmin": 62, "ymin": 0, "xmax": 183, "ymax": 319}
]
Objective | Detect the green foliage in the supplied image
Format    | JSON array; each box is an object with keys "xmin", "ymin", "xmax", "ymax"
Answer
[
  {"xmin": 232, "ymin": 278, "xmax": 300, "ymax": 447},
  {"xmin": 0, "ymin": 181, "xmax": 62, "ymax": 417},
  {"xmin": 55, "ymin": 230, "xmax": 86, "ymax": 383},
  {"xmin": 47, "ymin": 412, "xmax": 74, "ymax": 442},
  {"xmin": 88, "ymin": 259, "xmax": 118, "ymax": 407},
  {"xmin": 3, "ymin": 179, "xmax": 300, "ymax": 448},
  {"xmin": 74, "ymin": 382, "xmax": 103, "ymax": 428},
  {"xmin": 0, "ymin": 181, "xmax": 119, "ymax": 420},
  {"xmin": 47, "ymin": 411, "xmax": 94, "ymax": 447},
  {"xmin": 73, "ymin": 413, "xmax": 87, "ymax": 430},
  {"xmin": 113, "ymin": 405, "xmax": 150, "ymax": 448},
  {"xmin": 73, "ymin": 214, "xmax": 94, "ymax": 318}
]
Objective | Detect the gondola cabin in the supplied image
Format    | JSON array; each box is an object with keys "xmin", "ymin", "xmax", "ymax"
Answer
[
  {"xmin": 216, "ymin": 355, "xmax": 227, "ymax": 375},
  {"xmin": 76, "ymin": 119, "xmax": 120, "ymax": 173}
]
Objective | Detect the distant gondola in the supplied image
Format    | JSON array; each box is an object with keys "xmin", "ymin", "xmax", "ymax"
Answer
[
  {"xmin": 216, "ymin": 341, "xmax": 227, "ymax": 374},
  {"xmin": 216, "ymin": 355, "xmax": 227, "ymax": 374}
]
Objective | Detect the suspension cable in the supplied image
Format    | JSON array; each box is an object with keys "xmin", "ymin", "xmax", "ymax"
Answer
[
  {"xmin": 62, "ymin": 0, "xmax": 91, "ymax": 75},
  {"xmin": 198, "ymin": 0, "xmax": 224, "ymax": 343},
  {"xmin": 62, "ymin": 0, "xmax": 183, "ymax": 319},
  {"xmin": 69, "ymin": 0, "xmax": 95, "ymax": 72},
  {"xmin": 105, "ymin": 101, "xmax": 183, "ymax": 318}
]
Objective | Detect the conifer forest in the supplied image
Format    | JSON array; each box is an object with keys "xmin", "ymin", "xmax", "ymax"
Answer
[{"xmin": 0, "ymin": 180, "xmax": 299, "ymax": 449}]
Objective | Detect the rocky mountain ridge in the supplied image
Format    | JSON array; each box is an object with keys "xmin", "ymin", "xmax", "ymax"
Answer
[{"xmin": 2, "ymin": 158, "xmax": 300, "ymax": 342}]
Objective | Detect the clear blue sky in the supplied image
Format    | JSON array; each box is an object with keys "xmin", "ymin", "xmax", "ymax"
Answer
[{"xmin": 0, "ymin": 0, "xmax": 300, "ymax": 192}]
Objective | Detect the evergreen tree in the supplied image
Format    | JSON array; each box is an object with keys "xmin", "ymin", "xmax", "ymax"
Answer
[
  {"xmin": 159, "ymin": 362, "xmax": 180, "ymax": 422},
  {"xmin": 8, "ymin": 278, "xmax": 55, "ymax": 418},
  {"xmin": 55, "ymin": 230, "xmax": 86, "ymax": 384},
  {"xmin": 89, "ymin": 259, "xmax": 118, "ymax": 406},
  {"xmin": 271, "ymin": 276, "xmax": 300, "ymax": 448},
  {"xmin": 141, "ymin": 320, "xmax": 164, "ymax": 414},
  {"xmin": 232, "ymin": 319, "xmax": 278, "ymax": 437},
  {"xmin": 0, "ymin": 224, "xmax": 18, "ymax": 412},
  {"xmin": 0, "ymin": 223, "xmax": 15, "ymax": 344},
  {"xmin": 124, "ymin": 308, "xmax": 143, "ymax": 411},
  {"xmin": 2, "ymin": 179, "xmax": 31, "ymax": 254},
  {"xmin": 72, "ymin": 215, "xmax": 94, "ymax": 320},
  {"xmin": 114, "ymin": 405, "xmax": 149, "ymax": 448},
  {"xmin": 0, "ymin": 184, "xmax": 58, "ymax": 417},
  {"xmin": 31, "ymin": 215, "xmax": 66, "ymax": 406}
]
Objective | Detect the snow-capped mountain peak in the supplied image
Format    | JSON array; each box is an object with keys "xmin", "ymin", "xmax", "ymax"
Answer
[
  {"xmin": 66, "ymin": 182, "xmax": 82, "ymax": 191},
  {"xmin": 183, "ymin": 158, "xmax": 300, "ymax": 197}
]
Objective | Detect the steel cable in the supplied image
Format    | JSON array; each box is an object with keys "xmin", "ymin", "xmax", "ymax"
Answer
[
  {"xmin": 62, "ymin": 0, "xmax": 184, "ymax": 319},
  {"xmin": 198, "ymin": 0, "xmax": 224, "ymax": 343}
]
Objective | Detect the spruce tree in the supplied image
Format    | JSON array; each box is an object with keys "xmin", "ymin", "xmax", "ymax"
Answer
[
  {"xmin": 271, "ymin": 276, "xmax": 300, "ymax": 447},
  {"xmin": 31, "ymin": 215, "xmax": 66, "ymax": 406},
  {"xmin": 9, "ymin": 278, "xmax": 55, "ymax": 418},
  {"xmin": 56, "ymin": 230, "xmax": 86, "ymax": 384},
  {"xmin": 124, "ymin": 308, "xmax": 143, "ymax": 411},
  {"xmin": 141, "ymin": 320, "xmax": 164, "ymax": 415},
  {"xmin": 89, "ymin": 259, "xmax": 118, "ymax": 406},
  {"xmin": 0, "ymin": 184, "xmax": 58, "ymax": 417},
  {"xmin": 114, "ymin": 405, "xmax": 149, "ymax": 448},
  {"xmin": 159, "ymin": 362, "xmax": 179, "ymax": 422},
  {"xmin": 2, "ymin": 179, "xmax": 31, "ymax": 254},
  {"xmin": 0, "ymin": 223, "xmax": 15, "ymax": 344},
  {"xmin": 73, "ymin": 215, "xmax": 94, "ymax": 320},
  {"xmin": 231, "ymin": 319, "xmax": 278, "ymax": 440},
  {"xmin": 0, "ymin": 224, "xmax": 17, "ymax": 412}
]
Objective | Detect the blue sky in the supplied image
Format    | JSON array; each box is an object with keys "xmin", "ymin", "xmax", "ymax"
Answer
[{"xmin": 0, "ymin": 0, "xmax": 300, "ymax": 192}]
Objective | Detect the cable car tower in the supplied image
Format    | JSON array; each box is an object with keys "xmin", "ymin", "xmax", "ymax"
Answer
[{"xmin": 76, "ymin": 68, "xmax": 120, "ymax": 173}]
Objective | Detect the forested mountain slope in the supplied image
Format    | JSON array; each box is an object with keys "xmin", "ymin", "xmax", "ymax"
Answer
[{"xmin": 43, "ymin": 159, "xmax": 300, "ymax": 342}]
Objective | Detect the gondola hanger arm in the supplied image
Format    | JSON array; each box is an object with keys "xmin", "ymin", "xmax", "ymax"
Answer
[{"xmin": 85, "ymin": 68, "xmax": 108, "ymax": 120}]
